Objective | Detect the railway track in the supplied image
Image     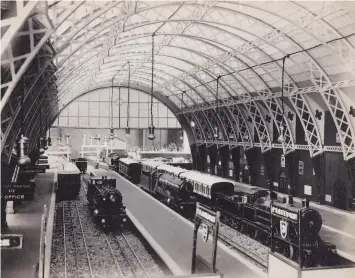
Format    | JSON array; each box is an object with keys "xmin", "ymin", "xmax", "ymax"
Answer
[
  {"xmin": 123, "ymin": 177, "xmax": 269, "ymax": 272},
  {"xmin": 89, "ymin": 167, "xmax": 268, "ymax": 272},
  {"xmin": 50, "ymin": 175, "xmax": 163, "ymax": 278}
]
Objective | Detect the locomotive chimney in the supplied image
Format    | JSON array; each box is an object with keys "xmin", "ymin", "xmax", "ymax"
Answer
[
  {"xmin": 302, "ymin": 198, "xmax": 310, "ymax": 208},
  {"xmin": 288, "ymin": 195, "xmax": 294, "ymax": 205}
]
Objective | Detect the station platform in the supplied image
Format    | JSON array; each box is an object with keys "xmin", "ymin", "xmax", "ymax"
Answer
[
  {"xmin": 1, "ymin": 169, "xmax": 56, "ymax": 278},
  {"xmin": 89, "ymin": 166, "xmax": 265, "ymax": 278}
]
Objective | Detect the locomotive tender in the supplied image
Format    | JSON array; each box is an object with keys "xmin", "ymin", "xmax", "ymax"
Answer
[{"xmin": 86, "ymin": 175, "xmax": 127, "ymax": 231}]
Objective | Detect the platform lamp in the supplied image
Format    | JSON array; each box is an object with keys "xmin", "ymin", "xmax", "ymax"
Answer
[
  {"xmin": 148, "ymin": 33, "xmax": 156, "ymax": 140},
  {"xmin": 126, "ymin": 61, "xmax": 131, "ymax": 137},
  {"xmin": 47, "ymin": 126, "xmax": 52, "ymax": 147},
  {"xmin": 17, "ymin": 80, "xmax": 31, "ymax": 166}
]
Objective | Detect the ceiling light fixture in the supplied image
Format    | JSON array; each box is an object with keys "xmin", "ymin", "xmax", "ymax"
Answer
[
  {"xmin": 148, "ymin": 33, "xmax": 156, "ymax": 140},
  {"xmin": 126, "ymin": 61, "xmax": 131, "ymax": 137}
]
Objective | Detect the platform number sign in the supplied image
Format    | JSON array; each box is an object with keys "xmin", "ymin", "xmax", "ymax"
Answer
[
  {"xmin": 201, "ymin": 224, "xmax": 209, "ymax": 242},
  {"xmin": 192, "ymin": 203, "xmax": 220, "ymax": 274}
]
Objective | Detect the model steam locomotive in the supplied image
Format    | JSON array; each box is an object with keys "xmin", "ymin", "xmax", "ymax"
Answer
[
  {"xmin": 86, "ymin": 175, "xmax": 127, "ymax": 231},
  {"xmin": 116, "ymin": 158, "xmax": 337, "ymax": 267}
]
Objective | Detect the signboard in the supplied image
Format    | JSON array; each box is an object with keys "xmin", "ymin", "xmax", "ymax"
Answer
[
  {"xmin": 21, "ymin": 168, "xmax": 45, "ymax": 174},
  {"xmin": 260, "ymin": 164, "xmax": 264, "ymax": 176},
  {"xmin": 192, "ymin": 203, "xmax": 220, "ymax": 274},
  {"xmin": 196, "ymin": 205, "xmax": 217, "ymax": 224},
  {"xmin": 35, "ymin": 164, "xmax": 50, "ymax": 169},
  {"xmin": 298, "ymin": 161, "xmax": 304, "ymax": 175},
  {"xmin": 281, "ymin": 155, "xmax": 285, "ymax": 167},
  {"xmin": 304, "ymin": 185, "xmax": 312, "ymax": 196},
  {"xmin": 1, "ymin": 183, "xmax": 35, "ymax": 201},
  {"xmin": 325, "ymin": 194, "xmax": 332, "ymax": 202},
  {"xmin": 1, "ymin": 234, "xmax": 23, "ymax": 249},
  {"xmin": 271, "ymin": 204, "xmax": 298, "ymax": 222}
]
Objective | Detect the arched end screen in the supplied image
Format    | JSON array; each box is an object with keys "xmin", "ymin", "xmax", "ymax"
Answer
[{"xmin": 54, "ymin": 87, "xmax": 181, "ymax": 129}]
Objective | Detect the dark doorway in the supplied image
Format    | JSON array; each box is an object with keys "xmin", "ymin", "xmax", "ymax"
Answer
[
  {"xmin": 279, "ymin": 170, "xmax": 288, "ymax": 194},
  {"xmin": 242, "ymin": 165, "xmax": 250, "ymax": 184},
  {"xmin": 333, "ymin": 179, "xmax": 347, "ymax": 210}
]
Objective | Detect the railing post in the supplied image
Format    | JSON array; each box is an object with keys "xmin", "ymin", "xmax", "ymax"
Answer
[{"xmin": 38, "ymin": 214, "xmax": 45, "ymax": 278}]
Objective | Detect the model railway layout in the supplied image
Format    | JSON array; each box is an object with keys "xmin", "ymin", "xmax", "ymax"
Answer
[
  {"xmin": 113, "ymin": 157, "xmax": 340, "ymax": 269},
  {"xmin": 49, "ymin": 164, "xmax": 165, "ymax": 278}
]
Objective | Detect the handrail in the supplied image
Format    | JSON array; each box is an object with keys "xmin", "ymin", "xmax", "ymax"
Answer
[{"xmin": 38, "ymin": 204, "xmax": 48, "ymax": 278}]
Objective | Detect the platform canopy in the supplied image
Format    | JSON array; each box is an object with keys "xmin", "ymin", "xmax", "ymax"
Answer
[{"xmin": 1, "ymin": 1, "xmax": 355, "ymax": 163}]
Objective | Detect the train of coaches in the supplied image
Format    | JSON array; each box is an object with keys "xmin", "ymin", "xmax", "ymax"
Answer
[{"xmin": 114, "ymin": 157, "xmax": 337, "ymax": 268}]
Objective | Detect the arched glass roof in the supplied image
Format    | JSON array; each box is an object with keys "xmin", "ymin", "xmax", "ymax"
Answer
[{"xmin": 1, "ymin": 0, "xmax": 355, "ymax": 162}]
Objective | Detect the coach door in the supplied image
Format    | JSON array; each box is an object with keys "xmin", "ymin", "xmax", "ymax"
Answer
[{"xmin": 279, "ymin": 171, "xmax": 288, "ymax": 194}]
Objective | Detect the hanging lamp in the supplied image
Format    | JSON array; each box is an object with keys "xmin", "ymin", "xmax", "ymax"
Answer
[
  {"xmin": 213, "ymin": 76, "xmax": 220, "ymax": 139},
  {"xmin": 39, "ymin": 95, "xmax": 45, "ymax": 154},
  {"xmin": 17, "ymin": 81, "xmax": 31, "ymax": 166},
  {"xmin": 180, "ymin": 91, "xmax": 185, "ymax": 140},
  {"xmin": 148, "ymin": 34, "xmax": 156, "ymax": 140},
  {"xmin": 277, "ymin": 55, "xmax": 290, "ymax": 143},
  {"xmin": 126, "ymin": 61, "xmax": 131, "ymax": 137}
]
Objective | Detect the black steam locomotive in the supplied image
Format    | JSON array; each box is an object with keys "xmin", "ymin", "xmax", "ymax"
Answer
[
  {"xmin": 116, "ymin": 158, "xmax": 336, "ymax": 267},
  {"xmin": 86, "ymin": 175, "xmax": 127, "ymax": 231}
]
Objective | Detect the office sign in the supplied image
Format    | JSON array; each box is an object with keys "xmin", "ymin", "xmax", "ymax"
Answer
[{"xmin": 1, "ymin": 183, "xmax": 35, "ymax": 201}]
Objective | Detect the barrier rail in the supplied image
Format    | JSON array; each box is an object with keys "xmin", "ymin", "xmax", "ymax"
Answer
[
  {"xmin": 38, "ymin": 204, "xmax": 48, "ymax": 278},
  {"xmin": 36, "ymin": 169, "xmax": 57, "ymax": 278}
]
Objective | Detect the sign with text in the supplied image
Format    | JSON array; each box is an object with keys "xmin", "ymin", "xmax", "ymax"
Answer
[
  {"xmin": 21, "ymin": 168, "xmax": 45, "ymax": 174},
  {"xmin": 271, "ymin": 203, "xmax": 299, "ymax": 222},
  {"xmin": 1, "ymin": 183, "xmax": 35, "ymax": 201},
  {"xmin": 192, "ymin": 203, "xmax": 220, "ymax": 274},
  {"xmin": 1, "ymin": 234, "xmax": 23, "ymax": 249},
  {"xmin": 35, "ymin": 164, "xmax": 50, "ymax": 169},
  {"xmin": 196, "ymin": 204, "xmax": 217, "ymax": 225}
]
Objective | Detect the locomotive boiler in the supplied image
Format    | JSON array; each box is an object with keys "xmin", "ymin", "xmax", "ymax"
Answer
[
  {"xmin": 254, "ymin": 196, "xmax": 335, "ymax": 267},
  {"xmin": 154, "ymin": 173, "xmax": 196, "ymax": 216},
  {"xmin": 87, "ymin": 176, "xmax": 127, "ymax": 231}
]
